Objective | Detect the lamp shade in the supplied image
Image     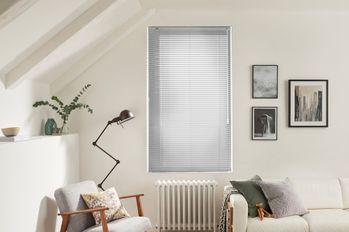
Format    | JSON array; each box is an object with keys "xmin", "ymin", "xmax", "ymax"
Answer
[{"xmin": 111, "ymin": 110, "xmax": 135, "ymax": 125}]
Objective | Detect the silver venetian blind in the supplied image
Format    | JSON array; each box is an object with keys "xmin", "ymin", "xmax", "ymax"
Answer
[{"xmin": 148, "ymin": 26, "xmax": 231, "ymax": 172}]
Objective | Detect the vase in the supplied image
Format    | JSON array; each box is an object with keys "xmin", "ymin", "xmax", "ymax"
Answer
[
  {"xmin": 54, "ymin": 123, "xmax": 68, "ymax": 135},
  {"xmin": 45, "ymin": 118, "xmax": 57, "ymax": 135},
  {"xmin": 62, "ymin": 123, "xmax": 69, "ymax": 134}
]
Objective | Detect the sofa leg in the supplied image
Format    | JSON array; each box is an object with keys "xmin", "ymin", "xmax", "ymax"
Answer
[{"xmin": 227, "ymin": 201, "xmax": 233, "ymax": 232}]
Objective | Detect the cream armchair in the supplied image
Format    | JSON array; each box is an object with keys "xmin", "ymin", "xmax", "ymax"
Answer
[{"xmin": 54, "ymin": 181, "xmax": 152, "ymax": 232}]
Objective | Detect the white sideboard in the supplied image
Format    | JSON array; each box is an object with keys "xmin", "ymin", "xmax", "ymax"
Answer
[{"xmin": 0, "ymin": 134, "xmax": 79, "ymax": 232}]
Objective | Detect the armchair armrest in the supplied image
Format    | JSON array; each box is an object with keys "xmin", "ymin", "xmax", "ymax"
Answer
[
  {"xmin": 58, "ymin": 207, "xmax": 109, "ymax": 232},
  {"xmin": 58, "ymin": 207, "xmax": 109, "ymax": 216},
  {"xmin": 227, "ymin": 193, "xmax": 248, "ymax": 232},
  {"xmin": 119, "ymin": 193, "xmax": 144, "ymax": 199},
  {"xmin": 119, "ymin": 193, "xmax": 145, "ymax": 216}
]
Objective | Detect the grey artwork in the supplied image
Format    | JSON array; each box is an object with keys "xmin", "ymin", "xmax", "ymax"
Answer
[
  {"xmin": 288, "ymin": 79, "xmax": 328, "ymax": 127},
  {"xmin": 295, "ymin": 85, "xmax": 322, "ymax": 122},
  {"xmin": 253, "ymin": 65, "xmax": 278, "ymax": 98},
  {"xmin": 252, "ymin": 107, "xmax": 277, "ymax": 140}
]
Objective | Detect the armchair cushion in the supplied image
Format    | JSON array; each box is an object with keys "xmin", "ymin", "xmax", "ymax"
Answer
[
  {"xmin": 82, "ymin": 217, "xmax": 152, "ymax": 232},
  {"xmin": 81, "ymin": 187, "xmax": 130, "ymax": 224},
  {"xmin": 55, "ymin": 181, "xmax": 98, "ymax": 232}
]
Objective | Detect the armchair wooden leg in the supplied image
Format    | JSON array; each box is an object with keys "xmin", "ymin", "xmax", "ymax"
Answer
[
  {"xmin": 60, "ymin": 215, "xmax": 70, "ymax": 232},
  {"xmin": 100, "ymin": 210, "xmax": 109, "ymax": 232},
  {"xmin": 135, "ymin": 196, "xmax": 144, "ymax": 216}
]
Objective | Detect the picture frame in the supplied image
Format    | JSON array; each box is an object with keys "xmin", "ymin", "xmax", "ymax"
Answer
[
  {"xmin": 252, "ymin": 107, "xmax": 278, "ymax": 140},
  {"xmin": 288, "ymin": 79, "xmax": 328, "ymax": 127},
  {"xmin": 252, "ymin": 65, "xmax": 278, "ymax": 98}
]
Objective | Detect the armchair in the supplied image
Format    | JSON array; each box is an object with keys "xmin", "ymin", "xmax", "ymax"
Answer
[{"xmin": 54, "ymin": 181, "xmax": 152, "ymax": 232}]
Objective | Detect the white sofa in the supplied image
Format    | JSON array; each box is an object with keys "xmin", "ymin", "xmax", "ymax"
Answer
[{"xmin": 226, "ymin": 178, "xmax": 349, "ymax": 232}]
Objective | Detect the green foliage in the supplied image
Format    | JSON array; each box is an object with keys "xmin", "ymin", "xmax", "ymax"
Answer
[{"xmin": 33, "ymin": 84, "xmax": 93, "ymax": 126}]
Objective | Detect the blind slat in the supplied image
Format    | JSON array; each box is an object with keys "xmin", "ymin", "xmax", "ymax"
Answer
[{"xmin": 148, "ymin": 26, "xmax": 231, "ymax": 172}]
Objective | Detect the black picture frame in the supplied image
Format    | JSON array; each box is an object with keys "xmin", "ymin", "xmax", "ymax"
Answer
[
  {"xmin": 252, "ymin": 106, "xmax": 278, "ymax": 141},
  {"xmin": 252, "ymin": 65, "xmax": 278, "ymax": 99},
  {"xmin": 288, "ymin": 79, "xmax": 328, "ymax": 127}
]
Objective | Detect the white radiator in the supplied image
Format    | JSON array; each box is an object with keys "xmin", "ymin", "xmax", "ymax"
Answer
[{"xmin": 156, "ymin": 180, "xmax": 217, "ymax": 231}]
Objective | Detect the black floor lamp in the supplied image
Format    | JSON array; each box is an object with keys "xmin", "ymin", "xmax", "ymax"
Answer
[{"xmin": 92, "ymin": 109, "xmax": 135, "ymax": 190}]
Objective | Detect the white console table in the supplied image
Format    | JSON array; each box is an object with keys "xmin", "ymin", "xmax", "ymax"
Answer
[{"xmin": 0, "ymin": 134, "xmax": 79, "ymax": 232}]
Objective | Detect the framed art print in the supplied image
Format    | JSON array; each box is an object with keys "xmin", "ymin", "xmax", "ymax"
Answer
[
  {"xmin": 252, "ymin": 107, "xmax": 278, "ymax": 140},
  {"xmin": 252, "ymin": 65, "xmax": 278, "ymax": 98},
  {"xmin": 289, "ymin": 79, "xmax": 328, "ymax": 127}
]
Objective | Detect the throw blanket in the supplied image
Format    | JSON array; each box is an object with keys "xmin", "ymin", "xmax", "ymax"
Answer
[{"xmin": 218, "ymin": 187, "xmax": 236, "ymax": 232}]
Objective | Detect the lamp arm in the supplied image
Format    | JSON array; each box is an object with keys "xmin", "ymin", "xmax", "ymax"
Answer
[
  {"xmin": 93, "ymin": 121, "xmax": 111, "ymax": 145},
  {"xmin": 92, "ymin": 121, "xmax": 120, "ymax": 191}
]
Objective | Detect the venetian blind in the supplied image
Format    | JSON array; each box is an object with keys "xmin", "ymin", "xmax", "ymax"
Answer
[{"xmin": 148, "ymin": 26, "xmax": 231, "ymax": 172}]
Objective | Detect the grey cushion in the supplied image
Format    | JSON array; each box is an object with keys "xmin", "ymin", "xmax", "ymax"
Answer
[
  {"xmin": 230, "ymin": 175, "xmax": 270, "ymax": 217},
  {"xmin": 54, "ymin": 181, "xmax": 98, "ymax": 232},
  {"xmin": 83, "ymin": 217, "xmax": 152, "ymax": 232},
  {"xmin": 258, "ymin": 178, "xmax": 308, "ymax": 218}
]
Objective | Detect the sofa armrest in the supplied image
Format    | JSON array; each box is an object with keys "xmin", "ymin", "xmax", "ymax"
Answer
[{"xmin": 227, "ymin": 193, "xmax": 248, "ymax": 232}]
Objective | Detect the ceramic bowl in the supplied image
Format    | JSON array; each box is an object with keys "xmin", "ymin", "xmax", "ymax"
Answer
[{"xmin": 1, "ymin": 127, "xmax": 20, "ymax": 137}]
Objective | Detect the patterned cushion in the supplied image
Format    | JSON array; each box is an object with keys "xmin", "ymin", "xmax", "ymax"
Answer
[{"xmin": 81, "ymin": 187, "xmax": 130, "ymax": 224}]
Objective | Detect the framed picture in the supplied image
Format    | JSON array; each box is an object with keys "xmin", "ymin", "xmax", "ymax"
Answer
[
  {"xmin": 252, "ymin": 107, "xmax": 278, "ymax": 140},
  {"xmin": 252, "ymin": 65, "xmax": 278, "ymax": 98},
  {"xmin": 289, "ymin": 79, "xmax": 328, "ymax": 127}
]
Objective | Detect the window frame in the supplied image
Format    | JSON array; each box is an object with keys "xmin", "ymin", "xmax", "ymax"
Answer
[{"xmin": 146, "ymin": 26, "xmax": 233, "ymax": 173}]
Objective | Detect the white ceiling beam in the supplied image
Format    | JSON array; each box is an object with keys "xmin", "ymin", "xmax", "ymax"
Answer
[
  {"xmin": 0, "ymin": 0, "xmax": 100, "ymax": 89},
  {"xmin": 51, "ymin": 9, "xmax": 155, "ymax": 94},
  {"xmin": 0, "ymin": 71, "xmax": 5, "ymax": 90},
  {"xmin": 4, "ymin": 0, "xmax": 117, "ymax": 89},
  {"xmin": 0, "ymin": 0, "xmax": 38, "ymax": 30}
]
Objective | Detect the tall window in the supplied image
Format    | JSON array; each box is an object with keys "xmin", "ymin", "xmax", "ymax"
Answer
[{"xmin": 148, "ymin": 26, "xmax": 231, "ymax": 172}]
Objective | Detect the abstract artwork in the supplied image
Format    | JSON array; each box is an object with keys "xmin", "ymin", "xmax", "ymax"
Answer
[
  {"xmin": 252, "ymin": 107, "xmax": 278, "ymax": 140},
  {"xmin": 289, "ymin": 80, "xmax": 328, "ymax": 127},
  {"xmin": 252, "ymin": 65, "xmax": 278, "ymax": 98}
]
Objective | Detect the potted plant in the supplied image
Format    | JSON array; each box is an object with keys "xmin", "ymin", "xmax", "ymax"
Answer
[{"xmin": 33, "ymin": 84, "xmax": 93, "ymax": 134}]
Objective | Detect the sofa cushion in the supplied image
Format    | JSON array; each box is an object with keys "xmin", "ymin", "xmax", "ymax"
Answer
[
  {"xmin": 340, "ymin": 178, "xmax": 349, "ymax": 208},
  {"xmin": 258, "ymin": 178, "xmax": 308, "ymax": 218},
  {"xmin": 290, "ymin": 178, "xmax": 343, "ymax": 209},
  {"xmin": 230, "ymin": 175, "xmax": 270, "ymax": 217},
  {"xmin": 247, "ymin": 216, "xmax": 309, "ymax": 232},
  {"xmin": 302, "ymin": 209, "xmax": 349, "ymax": 232},
  {"xmin": 82, "ymin": 217, "xmax": 152, "ymax": 232}
]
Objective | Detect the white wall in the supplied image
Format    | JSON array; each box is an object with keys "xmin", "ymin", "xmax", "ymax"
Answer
[
  {"xmin": 0, "ymin": 134, "xmax": 79, "ymax": 232},
  {"xmin": 58, "ymin": 9, "xmax": 349, "ymax": 224},
  {"xmin": 0, "ymin": 80, "xmax": 50, "ymax": 136}
]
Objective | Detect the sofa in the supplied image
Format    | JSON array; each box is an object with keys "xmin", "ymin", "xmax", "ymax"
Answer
[{"xmin": 226, "ymin": 178, "xmax": 349, "ymax": 232}]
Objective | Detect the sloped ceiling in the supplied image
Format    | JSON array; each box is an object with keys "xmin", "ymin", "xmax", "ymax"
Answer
[
  {"xmin": 25, "ymin": 0, "xmax": 145, "ymax": 87},
  {"xmin": 140, "ymin": 0, "xmax": 349, "ymax": 11},
  {"xmin": 0, "ymin": 0, "xmax": 155, "ymax": 91},
  {"xmin": 0, "ymin": 0, "xmax": 99, "ymax": 88},
  {"xmin": 2, "ymin": 0, "xmax": 349, "ymax": 91}
]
